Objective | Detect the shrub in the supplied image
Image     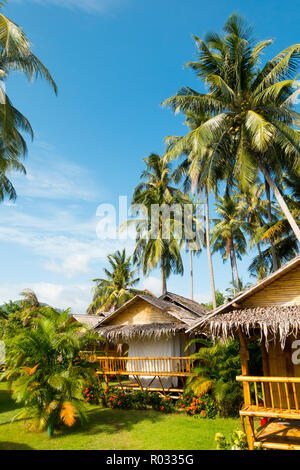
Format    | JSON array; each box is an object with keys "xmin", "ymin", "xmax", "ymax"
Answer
[
  {"xmin": 100, "ymin": 387, "xmax": 175, "ymax": 413},
  {"xmin": 215, "ymin": 430, "xmax": 248, "ymax": 450},
  {"xmin": 177, "ymin": 391, "xmax": 217, "ymax": 418}
]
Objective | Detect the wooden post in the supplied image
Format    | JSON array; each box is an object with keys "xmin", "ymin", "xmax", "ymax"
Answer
[{"xmin": 238, "ymin": 328, "xmax": 254, "ymax": 450}]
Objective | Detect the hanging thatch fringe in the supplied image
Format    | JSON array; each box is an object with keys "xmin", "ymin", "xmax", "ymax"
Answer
[
  {"xmin": 201, "ymin": 306, "xmax": 300, "ymax": 350},
  {"xmin": 95, "ymin": 322, "xmax": 186, "ymax": 343}
]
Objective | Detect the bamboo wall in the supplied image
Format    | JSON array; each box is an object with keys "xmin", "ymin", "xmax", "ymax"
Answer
[
  {"xmin": 243, "ymin": 265, "xmax": 300, "ymax": 308},
  {"xmin": 107, "ymin": 299, "xmax": 175, "ymax": 326},
  {"xmin": 262, "ymin": 335, "xmax": 300, "ymax": 408}
]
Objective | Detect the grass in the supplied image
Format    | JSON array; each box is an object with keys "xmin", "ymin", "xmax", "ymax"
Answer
[{"xmin": 0, "ymin": 383, "xmax": 241, "ymax": 450}]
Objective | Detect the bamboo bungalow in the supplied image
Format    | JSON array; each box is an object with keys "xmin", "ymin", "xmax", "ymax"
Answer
[
  {"xmin": 188, "ymin": 255, "xmax": 300, "ymax": 450},
  {"xmin": 94, "ymin": 292, "xmax": 209, "ymax": 394}
]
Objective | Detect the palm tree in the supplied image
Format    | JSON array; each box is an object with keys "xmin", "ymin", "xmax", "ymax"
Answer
[
  {"xmin": 87, "ymin": 249, "xmax": 146, "ymax": 315},
  {"xmin": 249, "ymin": 195, "xmax": 299, "ymax": 277},
  {"xmin": 235, "ymin": 182, "xmax": 270, "ymax": 277},
  {"xmin": 182, "ymin": 194, "xmax": 203, "ymax": 300},
  {"xmin": 166, "ymin": 111, "xmax": 219, "ymax": 308},
  {"xmin": 211, "ymin": 195, "xmax": 247, "ymax": 294},
  {"xmin": 186, "ymin": 338, "xmax": 243, "ymax": 417},
  {"xmin": 162, "ymin": 14, "xmax": 300, "ymax": 245},
  {"xmin": 126, "ymin": 153, "xmax": 185, "ymax": 295},
  {"xmin": 1, "ymin": 307, "xmax": 99, "ymax": 437},
  {"xmin": 0, "ymin": 2, "xmax": 57, "ymax": 199}
]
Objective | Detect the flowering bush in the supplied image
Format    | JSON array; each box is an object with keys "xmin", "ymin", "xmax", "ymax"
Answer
[
  {"xmin": 82, "ymin": 384, "xmax": 101, "ymax": 404},
  {"xmin": 99, "ymin": 388, "xmax": 175, "ymax": 413},
  {"xmin": 215, "ymin": 430, "xmax": 248, "ymax": 450},
  {"xmin": 177, "ymin": 391, "xmax": 217, "ymax": 418}
]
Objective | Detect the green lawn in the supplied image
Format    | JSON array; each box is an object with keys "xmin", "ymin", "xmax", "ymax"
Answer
[{"xmin": 0, "ymin": 383, "xmax": 241, "ymax": 450}]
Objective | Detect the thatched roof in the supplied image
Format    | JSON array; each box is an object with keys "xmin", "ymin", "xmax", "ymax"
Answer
[
  {"xmin": 71, "ymin": 314, "xmax": 103, "ymax": 329},
  {"xmin": 188, "ymin": 255, "xmax": 300, "ymax": 334},
  {"xmin": 96, "ymin": 322, "xmax": 186, "ymax": 342},
  {"xmin": 205, "ymin": 306, "xmax": 300, "ymax": 349},
  {"xmin": 159, "ymin": 292, "xmax": 209, "ymax": 317},
  {"xmin": 98, "ymin": 294, "xmax": 203, "ymax": 328}
]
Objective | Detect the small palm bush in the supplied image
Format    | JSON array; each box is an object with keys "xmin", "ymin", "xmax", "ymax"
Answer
[
  {"xmin": 186, "ymin": 339, "xmax": 243, "ymax": 417},
  {"xmin": 1, "ymin": 307, "xmax": 99, "ymax": 436}
]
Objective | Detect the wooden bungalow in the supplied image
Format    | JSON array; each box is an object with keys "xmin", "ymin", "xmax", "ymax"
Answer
[
  {"xmin": 188, "ymin": 255, "xmax": 300, "ymax": 450},
  {"xmin": 94, "ymin": 292, "xmax": 209, "ymax": 395}
]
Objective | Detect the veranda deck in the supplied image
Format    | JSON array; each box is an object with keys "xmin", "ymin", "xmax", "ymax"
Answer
[{"xmin": 254, "ymin": 420, "xmax": 300, "ymax": 450}]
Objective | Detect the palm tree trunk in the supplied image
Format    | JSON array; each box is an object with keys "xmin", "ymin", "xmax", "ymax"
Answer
[
  {"xmin": 161, "ymin": 254, "xmax": 167, "ymax": 295},
  {"xmin": 205, "ymin": 184, "xmax": 217, "ymax": 309},
  {"xmin": 232, "ymin": 242, "xmax": 241, "ymax": 292},
  {"xmin": 264, "ymin": 176, "xmax": 279, "ymax": 272},
  {"xmin": 190, "ymin": 249, "xmax": 194, "ymax": 300},
  {"xmin": 259, "ymin": 163, "xmax": 300, "ymax": 244},
  {"xmin": 257, "ymin": 242, "xmax": 267, "ymax": 278},
  {"xmin": 230, "ymin": 251, "xmax": 236, "ymax": 296}
]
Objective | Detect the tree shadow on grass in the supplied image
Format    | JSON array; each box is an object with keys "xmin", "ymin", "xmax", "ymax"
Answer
[
  {"xmin": 56, "ymin": 407, "xmax": 166, "ymax": 438},
  {"xmin": 0, "ymin": 442, "xmax": 33, "ymax": 450},
  {"xmin": 0, "ymin": 389, "xmax": 22, "ymax": 413}
]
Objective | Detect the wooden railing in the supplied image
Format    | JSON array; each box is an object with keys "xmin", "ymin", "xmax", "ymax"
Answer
[
  {"xmin": 236, "ymin": 376, "xmax": 300, "ymax": 418},
  {"xmin": 97, "ymin": 357, "xmax": 193, "ymax": 377}
]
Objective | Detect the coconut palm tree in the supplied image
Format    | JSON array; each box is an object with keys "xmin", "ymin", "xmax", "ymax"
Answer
[
  {"xmin": 0, "ymin": 2, "xmax": 56, "ymax": 198},
  {"xmin": 1, "ymin": 307, "xmax": 99, "ymax": 437},
  {"xmin": 87, "ymin": 249, "xmax": 146, "ymax": 315},
  {"xmin": 125, "ymin": 153, "xmax": 186, "ymax": 295},
  {"xmin": 182, "ymin": 194, "xmax": 203, "ymax": 300},
  {"xmin": 166, "ymin": 110, "xmax": 220, "ymax": 308},
  {"xmin": 162, "ymin": 14, "xmax": 300, "ymax": 245},
  {"xmin": 235, "ymin": 182, "xmax": 270, "ymax": 277},
  {"xmin": 211, "ymin": 195, "xmax": 247, "ymax": 294}
]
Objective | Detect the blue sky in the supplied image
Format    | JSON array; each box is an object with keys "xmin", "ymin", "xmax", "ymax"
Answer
[{"xmin": 1, "ymin": 0, "xmax": 299, "ymax": 312}]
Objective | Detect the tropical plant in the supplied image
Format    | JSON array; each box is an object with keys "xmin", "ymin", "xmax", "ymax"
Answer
[
  {"xmin": 225, "ymin": 278, "xmax": 252, "ymax": 299},
  {"xmin": 162, "ymin": 14, "xmax": 300, "ymax": 245},
  {"xmin": 1, "ymin": 307, "xmax": 99, "ymax": 437},
  {"xmin": 87, "ymin": 249, "xmax": 146, "ymax": 314},
  {"xmin": 204, "ymin": 289, "xmax": 225, "ymax": 310},
  {"xmin": 166, "ymin": 110, "xmax": 219, "ymax": 308},
  {"xmin": 211, "ymin": 195, "xmax": 247, "ymax": 294},
  {"xmin": 124, "ymin": 153, "xmax": 186, "ymax": 295},
  {"xmin": 235, "ymin": 182, "xmax": 270, "ymax": 278},
  {"xmin": 0, "ymin": 1, "xmax": 56, "ymax": 200},
  {"xmin": 186, "ymin": 339, "xmax": 243, "ymax": 417}
]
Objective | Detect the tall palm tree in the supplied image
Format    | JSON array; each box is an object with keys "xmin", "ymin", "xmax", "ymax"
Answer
[
  {"xmin": 87, "ymin": 249, "xmax": 146, "ymax": 315},
  {"xmin": 166, "ymin": 110, "xmax": 219, "ymax": 308},
  {"xmin": 211, "ymin": 195, "xmax": 247, "ymax": 294},
  {"xmin": 182, "ymin": 194, "xmax": 203, "ymax": 300},
  {"xmin": 235, "ymin": 182, "xmax": 269, "ymax": 278},
  {"xmin": 0, "ymin": 2, "xmax": 56, "ymax": 198},
  {"xmin": 162, "ymin": 14, "xmax": 300, "ymax": 246},
  {"xmin": 126, "ymin": 153, "xmax": 185, "ymax": 295}
]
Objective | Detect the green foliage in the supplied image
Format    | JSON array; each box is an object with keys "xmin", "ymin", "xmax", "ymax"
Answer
[
  {"xmin": 215, "ymin": 430, "xmax": 248, "ymax": 450},
  {"xmin": 87, "ymin": 249, "xmax": 147, "ymax": 314},
  {"xmin": 205, "ymin": 290, "xmax": 225, "ymax": 310},
  {"xmin": 124, "ymin": 153, "xmax": 188, "ymax": 293},
  {"xmin": 187, "ymin": 339, "xmax": 243, "ymax": 417},
  {"xmin": 1, "ymin": 308, "xmax": 99, "ymax": 436},
  {"xmin": 0, "ymin": 5, "xmax": 56, "ymax": 203},
  {"xmin": 163, "ymin": 13, "xmax": 300, "ymax": 256},
  {"xmin": 177, "ymin": 391, "xmax": 217, "ymax": 418},
  {"xmin": 100, "ymin": 387, "xmax": 175, "ymax": 413}
]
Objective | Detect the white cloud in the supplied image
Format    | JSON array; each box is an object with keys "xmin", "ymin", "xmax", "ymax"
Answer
[
  {"xmin": 194, "ymin": 292, "xmax": 211, "ymax": 305},
  {"xmin": 10, "ymin": 144, "xmax": 101, "ymax": 202},
  {"xmin": 142, "ymin": 276, "xmax": 161, "ymax": 297},
  {"xmin": 13, "ymin": 0, "xmax": 129, "ymax": 13},
  {"xmin": 0, "ymin": 282, "xmax": 92, "ymax": 313}
]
